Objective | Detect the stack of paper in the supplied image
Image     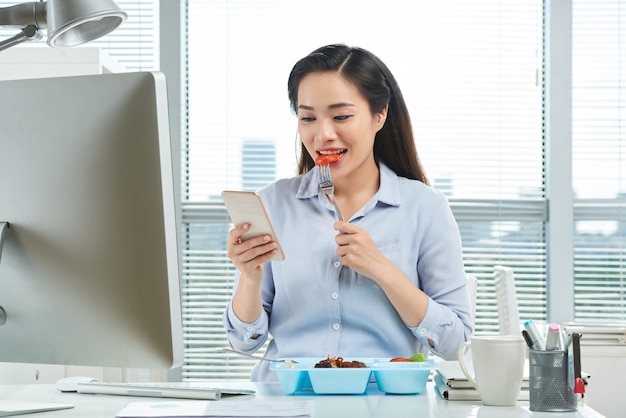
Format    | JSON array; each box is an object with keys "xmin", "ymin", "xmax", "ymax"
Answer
[
  {"xmin": 115, "ymin": 400, "xmax": 315, "ymax": 418},
  {"xmin": 433, "ymin": 360, "xmax": 530, "ymax": 401}
]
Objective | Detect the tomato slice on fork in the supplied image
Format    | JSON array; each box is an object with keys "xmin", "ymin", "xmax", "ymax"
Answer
[{"xmin": 315, "ymin": 154, "xmax": 341, "ymax": 166}]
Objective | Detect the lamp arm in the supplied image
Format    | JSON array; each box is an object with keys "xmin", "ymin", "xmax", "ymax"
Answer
[
  {"xmin": 0, "ymin": 2, "xmax": 46, "ymax": 28},
  {"xmin": 0, "ymin": 24, "xmax": 42, "ymax": 52},
  {"xmin": 0, "ymin": 2, "xmax": 46, "ymax": 52},
  {"xmin": 0, "ymin": 222, "xmax": 8, "ymax": 264}
]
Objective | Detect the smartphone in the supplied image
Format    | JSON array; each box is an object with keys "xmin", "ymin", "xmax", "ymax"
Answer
[{"xmin": 221, "ymin": 190, "xmax": 285, "ymax": 261}]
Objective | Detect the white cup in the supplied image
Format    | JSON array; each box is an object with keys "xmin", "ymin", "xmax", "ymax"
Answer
[{"xmin": 458, "ymin": 335, "xmax": 526, "ymax": 406}]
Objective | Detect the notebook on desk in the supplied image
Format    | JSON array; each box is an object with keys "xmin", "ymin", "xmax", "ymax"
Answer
[
  {"xmin": 76, "ymin": 381, "xmax": 255, "ymax": 400},
  {"xmin": 437, "ymin": 360, "xmax": 530, "ymax": 389}
]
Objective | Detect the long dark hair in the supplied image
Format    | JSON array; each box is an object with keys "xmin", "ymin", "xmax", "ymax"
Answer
[{"xmin": 288, "ymin": 44, "xmax": 428, "ymax": 184}]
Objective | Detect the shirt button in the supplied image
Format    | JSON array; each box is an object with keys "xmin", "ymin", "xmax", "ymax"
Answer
[
  {"xmin": 333, "ymin": 323, "xmax": 341, "ymax": 330},
  {"xmin": 420, "ymin": 328, "xmax": 428, "ymax": 335},
  {"xmin": 331, "ymin": 292, "xmax": 339, "ymax": 300},
  {"xmin": 334, "ymin": 261, "xmax": 341, "ymax": 268}
]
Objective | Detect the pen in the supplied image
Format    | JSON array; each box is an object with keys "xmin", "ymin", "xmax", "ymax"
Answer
[
  {"xmin": 523, "ymin": 320, "xmax": 545, "ymax": 350},
  {"xmin": 545, "ymin": 323, "xmax": 561, "ymax": 350}
]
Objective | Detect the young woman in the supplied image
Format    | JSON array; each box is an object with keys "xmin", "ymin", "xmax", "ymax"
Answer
[{"xmin": 223, "ymin": 44, "xmax": 472, "ymax": 382}]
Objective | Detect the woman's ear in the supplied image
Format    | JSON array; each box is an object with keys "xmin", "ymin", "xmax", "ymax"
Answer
[{"xmin": 375, "ymin": 105, "xmax": 388, "ymax": 131}]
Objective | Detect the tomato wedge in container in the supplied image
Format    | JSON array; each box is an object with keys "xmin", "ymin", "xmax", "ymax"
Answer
[
  {"xmin": 389, "ymin": 358, "xmax": 414, "ymax": 362},
  {"xmin": 389, "ymin": 353, "xmax": 426, "ymax": 363}
]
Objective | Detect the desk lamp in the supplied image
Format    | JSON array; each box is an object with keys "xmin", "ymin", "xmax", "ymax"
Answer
[{"xmin": 0, "ymin": 0, "xmax": 127, "ymax": 52}]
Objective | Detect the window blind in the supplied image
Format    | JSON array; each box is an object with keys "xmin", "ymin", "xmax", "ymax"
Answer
[
  {"xmin": 91, "ymin": 0, "xmax": 158, "ymax": 71},
  {"xmin": 182, "ymin": 0, "xmax": 546, "ymax": 380},
  {"xmin": 572, "ymin": 0, "xmax": 626, "ymax": 321}
]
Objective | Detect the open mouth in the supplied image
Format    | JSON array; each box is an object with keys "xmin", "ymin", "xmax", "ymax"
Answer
[
  {"xmin": 315, "ymin": 149, "xmax": 346, "ymax": 166},
  {"xmin": 318, "ymin": 149, "xmax": 347, "ymax": 156}
]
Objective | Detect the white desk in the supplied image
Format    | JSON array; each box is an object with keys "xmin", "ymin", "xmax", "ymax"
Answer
[{"xmin": 0, "ymin": 382, "xmax": 605, "ymax": 418}]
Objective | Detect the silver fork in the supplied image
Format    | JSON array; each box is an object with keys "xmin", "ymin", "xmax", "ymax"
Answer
[
  {"xmin": 318, "ymin": 164, "xmax": 344, "ymax": 221},
  {"xmin": 217, "ymin": 347, "xmax": 298, "ymax": 364}
]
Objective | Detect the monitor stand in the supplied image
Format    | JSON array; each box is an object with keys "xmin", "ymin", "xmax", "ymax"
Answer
[
  {"xmin": 0, "ymin": 222, "xmax": 74, "ymax": 417},
  {"xmin": 0, "ymin": 222, "xmax": 7, "ymax": 264},
  {"xmin": 0, "ymin": 222, "xmax": 8, "ymax": 325},
  {"xmin": 1, "ymin": 221, "xmax": 73, "ymax": 414}
]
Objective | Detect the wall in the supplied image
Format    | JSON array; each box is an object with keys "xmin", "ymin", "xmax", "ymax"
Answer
[
  {"xmin": 580, "ymin": 345, "xmax": 626, "ymax": 418},
  {"xmin": 0, "ymin": 46, "xmax": 124, "ymax": 80}
]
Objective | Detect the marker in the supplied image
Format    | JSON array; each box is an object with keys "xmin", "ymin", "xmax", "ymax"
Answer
[
  {"xmin": 523, "ymin": 320, "xmax": 545, "ymax": 350},
  {"xmin": 521, "ymin": 329, "xmax": 535, "ymax": 349},
  {"xmin": 545, "ymin": 323, "xmax": 561, "ymax": 350}
]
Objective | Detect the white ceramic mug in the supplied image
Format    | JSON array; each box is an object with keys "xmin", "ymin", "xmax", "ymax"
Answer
[{"xmin": 457, "ymin": 335, "xmax": 526, "ymax": 406}]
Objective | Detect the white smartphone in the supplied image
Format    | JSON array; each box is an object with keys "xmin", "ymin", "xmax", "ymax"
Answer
[{"xmin": 221, "ymin": 190, "xmax": 285, "ymax": 261}]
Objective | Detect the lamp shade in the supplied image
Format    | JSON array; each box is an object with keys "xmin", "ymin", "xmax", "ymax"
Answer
[{"xmin": 46, "ymin": 0, "xmax": 127, "ymax": 47}]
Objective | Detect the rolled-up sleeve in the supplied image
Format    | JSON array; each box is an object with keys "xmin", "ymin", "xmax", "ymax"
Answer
[
  {"xmin": 411, "ymin": 294, "xmax": 472, "ymax": 359},
  {"xmin": 223, "ymin": 302, "xmax": 268, "ymax": 350},
  {"xmin": 223, "ymin": 269, "xmax": 270, "ymax": 352}
]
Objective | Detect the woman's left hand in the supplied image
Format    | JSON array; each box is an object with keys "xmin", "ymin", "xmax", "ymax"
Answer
[
  {"xmin": 333, "ymin": 221, "xmax": 390, "ymax": 282},
  {"xmin": 334, "ymin": 220, "xmax": 429, "ymax": 329}
]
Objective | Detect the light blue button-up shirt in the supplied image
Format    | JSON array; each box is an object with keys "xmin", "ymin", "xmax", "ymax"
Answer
[{"xmin": 223, "ymin": 163, "xmax": 472, "ymax": 382}]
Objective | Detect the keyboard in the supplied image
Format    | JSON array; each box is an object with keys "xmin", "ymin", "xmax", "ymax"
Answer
[{"xmin": 76, "ymin": 381, "xmax": 255, "ymax": 400}]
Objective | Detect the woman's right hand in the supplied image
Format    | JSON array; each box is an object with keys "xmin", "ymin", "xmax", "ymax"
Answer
[{"xmin": 227, "ymin": 223, "xmax": 278, "ymax": 281}]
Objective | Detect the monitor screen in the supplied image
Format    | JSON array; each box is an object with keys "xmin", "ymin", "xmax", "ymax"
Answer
[{"xmin": 0, "ymin": 71, "xmax": 183, "ymax": 370}]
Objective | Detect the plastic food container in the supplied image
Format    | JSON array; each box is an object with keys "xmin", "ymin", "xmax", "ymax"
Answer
[
  {"xmin": 371, "ymin": 360, "xmax": 436, "ymax": 394},
  {"xmin": 269, "ymin": 358, "xmax": 318, "ymax": 395},
  {"xmin": 306, "ymin": 367, "xmax": 372, "ymax": 394},
  {"xmin": 270, "ymin": 358, "xmax": 437, "ymax": 395}
]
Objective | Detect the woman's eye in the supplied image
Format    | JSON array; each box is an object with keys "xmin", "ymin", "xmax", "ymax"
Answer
[
  {"xmin": 334, "ymin": 115, "xmax": 351, "ymax": 121},
  {"xmin": 300, "ymin": 116, "xmax": 315, "ymax": 122}
]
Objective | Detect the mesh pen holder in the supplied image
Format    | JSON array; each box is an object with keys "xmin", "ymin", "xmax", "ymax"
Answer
[{"xmin": 528, "ymin": 349, "xmax": 578, "ymax": 412}]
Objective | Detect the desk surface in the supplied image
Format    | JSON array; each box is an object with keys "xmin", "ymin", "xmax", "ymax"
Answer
[{"xmin": 0, "ymin": 381, "xmax": 605, "ymax": 418}]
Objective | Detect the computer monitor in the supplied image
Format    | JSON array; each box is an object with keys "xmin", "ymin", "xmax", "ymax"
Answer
[{"xmin": 0, "ymin": 71, "xmax": 183, "ymax": 370}]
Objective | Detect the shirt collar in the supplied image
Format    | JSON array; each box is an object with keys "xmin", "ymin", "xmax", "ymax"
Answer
[{"xmin": 296, "ymin": 162, "xmax": 402, "ymax": 208}]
